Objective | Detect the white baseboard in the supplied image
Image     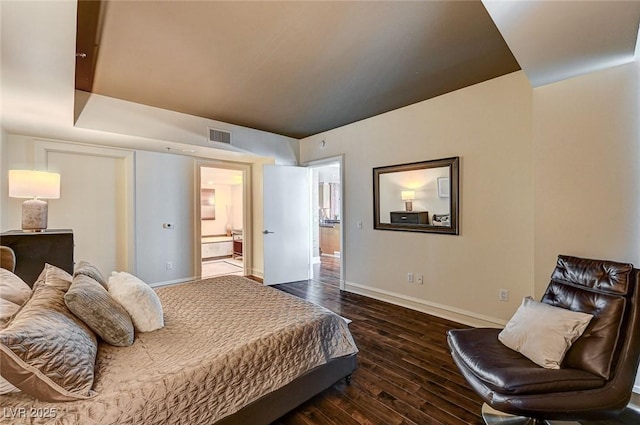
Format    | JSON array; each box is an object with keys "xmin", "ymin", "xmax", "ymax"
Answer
[
  {"xmin": 149, "ymin": 276, "xmax": 197, "ymax": 289},
  {"xmin": 344, "ymin": 281, "xmax": 506, "ymax": 328},
  {"xmin": 251, "ymin": 268, "xmax": 264, "ymax": 279}
]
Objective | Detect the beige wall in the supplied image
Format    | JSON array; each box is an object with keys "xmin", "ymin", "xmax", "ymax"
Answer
[
  {"xmin": 533, "ymin": 62, "xmax": 640, "ymax": 297},
  {"xmin": 201, "ymin": 184, "xmax": 234, "ymax": 236},
  {"xmin": 199, "ymin": 183, "xmax": 244, "ymax": 236},
  {"xmin": 231, "ymin": 185, "xmax": 243, "ymax": 230},
  {"xmin": 301, "ymin": 62, "xmax": 640, "ymax": 329},
  {"xmin": 301, "ymin": 71, "xmax": 535, "ymax": 326},
  {"xmin": 533, "ymin": 61, "xmax": 640, "ymax": 394}
]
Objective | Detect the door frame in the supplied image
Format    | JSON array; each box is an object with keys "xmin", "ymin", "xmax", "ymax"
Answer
[
  {"xmin": 305, "ymin": 155, "xmax": 345, "ymax": 290},
  {"xmin": 194, "ymin": 160, "xmax": 252, "ymax": 279},
  {"xmin": 34, "ymin": 140, "xmax": 136, "ymax": 272}
]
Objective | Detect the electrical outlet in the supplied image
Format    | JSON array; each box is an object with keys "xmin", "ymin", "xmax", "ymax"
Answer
[
  {"xmin": 416, "ymin": 274, "xmax": 424, "ymax": 284},
  {"xmin": 499, "ymin": 289, "xmax": 509, "ymax": 302},
  {"xmin": 166, "ymin": 261, "xmax": 173, "ymax": 270},
  {"xmin": 407, "ymin": 272, "xmax": 414, "ymax": 283},
  {"xmin": 356, "ymin": 221, "xmax": 363, "ymax": 230}
]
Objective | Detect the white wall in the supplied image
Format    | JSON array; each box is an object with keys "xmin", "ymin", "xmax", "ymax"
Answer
[
  {"xmin": 533, "ymin": 62, "xmax": 640, "ymax": 297},
  {"xmin": 135, "ymin": 150, "xmax": 195, "ymax": 284},
  {"xmin": 75, "ymin": 92, "xmax": 300, "ymax": 166},
  {"xmin": 0, "ymin": 127, "xmax": 8, "ymax": 231},
  {"xmin": 301, "ymin": 71, "xmax": 534, "ymax": 326},
  {"xmin": 2, "ymin": 134, "xmax": 274, "ymax": 285}
]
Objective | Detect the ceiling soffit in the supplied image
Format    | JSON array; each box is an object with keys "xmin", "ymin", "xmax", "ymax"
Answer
[{"xmin": 76, "ymin": 0, "xmax": 520, "ymax": 139}]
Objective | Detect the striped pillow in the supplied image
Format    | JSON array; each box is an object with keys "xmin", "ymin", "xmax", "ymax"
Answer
[{"xmin": 65, "ymin": 274, "xmax": 134, "ymax": 347}]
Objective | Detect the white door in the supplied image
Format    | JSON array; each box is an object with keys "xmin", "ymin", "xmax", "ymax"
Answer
[
  {"xmin": 34, "ymin": 141, "xmax": 135, "ymax": 275},
  {"xmin": 46, "ymin": 151, "xmax": 125, "ymax": 274},
  {"xmin": 263, "ymin": 165, "xmax": 310, "ymax": 285}
]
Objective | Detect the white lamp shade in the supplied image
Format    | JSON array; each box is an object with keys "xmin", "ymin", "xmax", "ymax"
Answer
[
  {"xmin": 400, "ymin": 190, "xmax": 415, "ymax": 201},
  {"xmin": 9, "ymin": 170, "xmax": 61, "ymax": 199}
]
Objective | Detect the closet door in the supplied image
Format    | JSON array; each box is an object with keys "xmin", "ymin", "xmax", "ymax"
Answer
[{"xmin": 35, "ymin": 141, "xmax": 134, "ymax": 275}]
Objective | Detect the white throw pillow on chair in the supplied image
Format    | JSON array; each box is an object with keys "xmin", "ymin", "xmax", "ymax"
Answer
[{"xmin": 498, "ymin": 296, "xmax": 593, "ymax": 369}]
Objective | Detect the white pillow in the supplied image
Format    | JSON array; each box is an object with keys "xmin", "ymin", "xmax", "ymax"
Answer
[
  {"xmin": 498, "ymin": 297, "xmax": 593, "ymax": 369},
  {"xmin": 108, "ymin": 272, "xmax": 164, "ymax": 332}
]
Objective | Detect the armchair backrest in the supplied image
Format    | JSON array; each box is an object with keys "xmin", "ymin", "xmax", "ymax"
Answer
[{"xmin": 542, "ymin": 255, "xmax": 640, "ymax": 389}]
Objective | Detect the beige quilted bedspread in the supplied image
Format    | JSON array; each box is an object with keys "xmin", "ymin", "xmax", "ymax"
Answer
[{"xmin": 0, "ymin": 276, "xmax": 358, "ymax": 424}]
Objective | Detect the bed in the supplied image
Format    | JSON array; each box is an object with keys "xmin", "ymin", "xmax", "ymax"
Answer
[{"xmin": 0, "ymin": 267, "xmax": 358, "ymax": 425}]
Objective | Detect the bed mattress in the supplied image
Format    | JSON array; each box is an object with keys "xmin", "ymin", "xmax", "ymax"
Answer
[{"xmin": 1, "ymin": 276, "xmax": 358, "ymax": 424}]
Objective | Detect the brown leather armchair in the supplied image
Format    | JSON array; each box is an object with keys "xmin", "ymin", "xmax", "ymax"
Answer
[{"xmin": 447, "ymin": 255, "xmax": 640, "ymax": 424}]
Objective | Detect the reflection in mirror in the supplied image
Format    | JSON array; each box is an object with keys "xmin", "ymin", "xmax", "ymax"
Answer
[
  {"xmin": 201, "ymin": 188, "xmax": 216, "ymax": 220},
  {"xmin": 373, "ymin": 157, "xmax": 459, "ymax": 234}
]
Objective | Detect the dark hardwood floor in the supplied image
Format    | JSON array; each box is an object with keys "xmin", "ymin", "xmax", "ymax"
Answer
[{"xmin": 268, "ymin": 256, "xmax": 640, "ymax": 425}]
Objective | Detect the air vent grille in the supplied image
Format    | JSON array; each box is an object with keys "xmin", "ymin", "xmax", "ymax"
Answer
[{"xmin": 208, "ymin": 127, "xmax": 232, "ymax": 144}]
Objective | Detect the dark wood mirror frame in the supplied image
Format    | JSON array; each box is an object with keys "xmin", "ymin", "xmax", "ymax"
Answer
[{"xmin": 373, "ymin": 156, "xmax": 459, "ymax": 235}]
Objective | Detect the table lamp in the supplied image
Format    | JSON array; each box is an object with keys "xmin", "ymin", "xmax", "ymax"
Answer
[
  {"xmin": 8, "ymin": 170, "xmax": 61, "ymax": 232},
  {"xmin": 401, "ymin": 190, "xmax": 415, "ymax": 212}
]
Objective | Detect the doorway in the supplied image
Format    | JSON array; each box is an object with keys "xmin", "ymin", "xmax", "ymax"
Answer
[
  {"xmin": 308, "ymin": 157, "xmax": 344, "ymax": 289},
  {"xmin": 197, "ymin": 162, "xmax": 250, "ymax": 279}
]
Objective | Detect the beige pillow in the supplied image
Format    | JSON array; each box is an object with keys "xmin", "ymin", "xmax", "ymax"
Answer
[
  {"xmin": 33, "ymin": 263, "xmax": 73, "ymax": 290},
  {"xmin": 0, "ymin": 300, "xmax": 21, "ymax": 395},
  {"xmin": 0, "ymin": 269, "xmax": 32, "ymax": 305},
  {"xmin": 498, "ymin": 297, "xmax": 593, "ymax": 369},
  {"xmin": 73, "ymin": 260, "xmax": 108, "ymax": 289},
  {"xmin": 0, "ymin": 264, "xmax": 98, "ymax": 401},
  {"xmin": 108, "ymin": 271, "xmax": 164, "ymax": 332},
  {"xmin": 65, "ymin": 274, "xmax": 135, "ymax": 346},
  {"xmin": 0, "ymin": 298, "xmax": 20, "ymax": 330}
]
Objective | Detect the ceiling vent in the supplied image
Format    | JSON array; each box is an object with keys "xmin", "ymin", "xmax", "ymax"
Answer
[{"xmin": 208, "ymin": 127, "xmax": 232, "ymax": 144}]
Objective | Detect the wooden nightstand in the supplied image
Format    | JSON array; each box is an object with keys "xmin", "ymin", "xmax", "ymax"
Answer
[
  {"xmin": 0, "ymin": 229, "xmax": 74, "ymax": 286},
  {"xmin": 390, "ymin": 211, "xmax": 429, "ymax": 225}
]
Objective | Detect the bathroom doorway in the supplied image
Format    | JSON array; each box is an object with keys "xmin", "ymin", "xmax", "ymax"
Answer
[{"xmin": 196, "ymin": 162, "xmax": 251, "ymax": 279}]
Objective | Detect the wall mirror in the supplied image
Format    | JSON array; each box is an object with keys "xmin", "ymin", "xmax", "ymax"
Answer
[{"xmin": 373, "ymin": 156, "xmax": 459, "ymax": 234}]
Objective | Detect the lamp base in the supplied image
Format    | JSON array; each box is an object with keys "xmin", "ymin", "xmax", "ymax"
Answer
[
  {"xmin": 404, "ymin": 201, "xmax": 413, "ymax": 212},
  {"xmin": 22, "ymin": 199, "xmax": 48, "ymax": 232}
]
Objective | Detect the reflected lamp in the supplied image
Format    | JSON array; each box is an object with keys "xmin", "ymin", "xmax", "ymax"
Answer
[{"xmin": 401, "ymin": 190, "xmax": 415, "ymax": 212}]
